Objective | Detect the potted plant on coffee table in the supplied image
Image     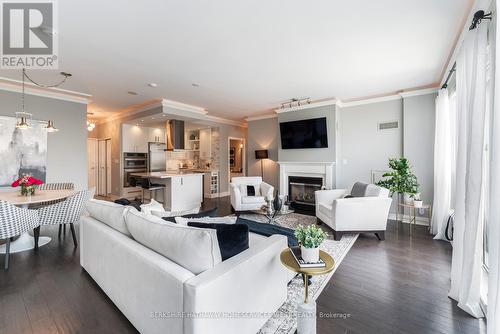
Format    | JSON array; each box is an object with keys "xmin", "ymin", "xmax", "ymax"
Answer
[{"xmin": 294, "ymin": 225, "xmax": 328, "ymax": 263}]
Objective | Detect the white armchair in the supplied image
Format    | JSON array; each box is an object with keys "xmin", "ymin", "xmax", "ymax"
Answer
[
  {"xmin": 230, "ymin": 177, "xmax": 274, "ymax": 212},
  {"xmin": 315, "ymin": 182, "xmax": 392, "ymax": 241}
]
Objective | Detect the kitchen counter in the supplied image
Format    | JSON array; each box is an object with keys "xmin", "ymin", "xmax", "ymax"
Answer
[
  {"xmin": 130, "ymin": 171, "xmax": 203, "ymax": 178},
  {"xmin": 130, "ymin": 171, "xmax": 203, "ymax": 212}
]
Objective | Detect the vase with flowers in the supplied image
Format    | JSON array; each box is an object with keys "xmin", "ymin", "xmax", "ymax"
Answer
[{"xmin": 11, "ymin": 175, "xmax": 44, "ymax": 196}]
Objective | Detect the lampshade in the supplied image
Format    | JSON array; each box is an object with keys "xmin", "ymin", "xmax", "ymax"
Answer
[{"xmin": 255, "ymin": 149, "xmax": 268, "ymax": 159}]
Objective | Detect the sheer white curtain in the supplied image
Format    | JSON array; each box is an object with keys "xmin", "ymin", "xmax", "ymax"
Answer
[
  {"xmin": 432, "ymin": 89, "xmax": 452, "ymax": 240},
  {"xmin": 487, "ymin": 3, "xmax": 500, "ymax": 332},
  {"xmin": 449, "ymin": 23, "xmax": 488, "ymax": 318}
]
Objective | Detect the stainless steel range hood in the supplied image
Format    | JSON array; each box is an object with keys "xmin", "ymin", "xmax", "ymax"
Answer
[{"xmin": 165, "ymin": 120, "xmax": 185, "ymax": 151}]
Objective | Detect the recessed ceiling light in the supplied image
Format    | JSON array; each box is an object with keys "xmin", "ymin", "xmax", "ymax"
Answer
[
  {"xmin": 148, "ymin": 83, "xmax": 158, "ymax": 88},
  {"xmin": 128, "ymin": 91, "xmax": 138, "ymax": 95},
  {"xmin": 141, "ymin": 119, "xmax": 144, "ymax": 122},
  {"xmin": 152, "ymin": 117, "xmax": 155, "ymax": 120},
  {"xmin": 192, "ymin": 83, "xmax": 200, "ymax": 87}
]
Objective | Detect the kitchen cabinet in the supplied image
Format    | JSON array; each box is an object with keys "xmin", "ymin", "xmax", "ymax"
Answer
[
  {"xmin": 122, "ymin": 124, "xmax": 148, "ymax": 153},
  {"xmin": 199, "ymin": 128, "xmax": 211, "ymax": 159},
  {"xmin": 148, "ymin": 127, "xmax": 165, "ymax": 143}
]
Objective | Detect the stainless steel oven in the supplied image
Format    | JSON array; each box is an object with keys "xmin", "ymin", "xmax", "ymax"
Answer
[{"xmin": 123, "ymin": 153, "xmax": 147, "ymax": 187}]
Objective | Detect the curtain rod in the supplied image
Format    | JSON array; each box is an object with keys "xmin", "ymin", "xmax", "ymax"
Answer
[
  {"xmin": 441, "ymin": 10, "xmax": 493, "ymax": 89},
  {"xmin": 441, "ymin": 63, "xmax": 456, "ymax": 89}
]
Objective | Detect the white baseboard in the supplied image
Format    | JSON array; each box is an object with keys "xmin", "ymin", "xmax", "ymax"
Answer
[{"xmin": 388, "ymin": 213, "xmax": 430, "ymax": 226}]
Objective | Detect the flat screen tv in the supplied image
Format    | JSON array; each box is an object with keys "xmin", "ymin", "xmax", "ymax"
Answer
[{"xmin": 279, "ymin": 117, "xmax": 328, "ymax": 149}]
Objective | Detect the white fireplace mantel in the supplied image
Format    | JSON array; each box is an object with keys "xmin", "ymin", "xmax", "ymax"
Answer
[{"xmin": 277, "ymin": 161, "xmax": 335, "ymax": 196}]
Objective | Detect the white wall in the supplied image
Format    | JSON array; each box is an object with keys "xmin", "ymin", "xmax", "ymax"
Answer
[
  {"xmin": 403, "ymin": 93, "xmax": 436, "ymax": 206},
  {"xmin": 247, "ymin": 117, "xmax": 279, "ymax": 189},
  {"xmin": 0, "ymin": 90, "xmax": 88, "ymax": 190},
  {"xmin": 337, "ymin": 99, "xmax": 403, "ymax": 189}
]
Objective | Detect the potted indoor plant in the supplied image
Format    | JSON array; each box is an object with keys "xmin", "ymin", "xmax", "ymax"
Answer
[
  {"xmin": 11, "ymin": 175, "xmax": 44, "ymax": 196},
  {"xmin": 413, "ymin": 193, "xmax": 423, "ymax": 208},
  {"xmin": 376, "ymin": 157, "xmax": 419, "ymax": 204},
  {"xmin": 294, "ymin": 224, "xmax": 328, "ymax": 263}
]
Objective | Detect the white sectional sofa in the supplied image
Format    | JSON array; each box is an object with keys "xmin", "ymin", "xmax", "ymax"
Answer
[{"xmin": 80, "ymin": 199, "xmax": 289, "ymax": 334}]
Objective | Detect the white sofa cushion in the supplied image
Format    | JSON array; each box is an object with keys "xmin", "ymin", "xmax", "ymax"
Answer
[
  {"xmin": 241, "ymin": 196, "xmax": 265, "ymax": 204},
  {"xmin": 319, "ymin": 203, "xmax": 333, "ymax": 218},
  {"xmin": 140, "ymin": 199, "xmax": 165, "ymax": 215},
  {"xmin": 85, "ymin": 199, "xmax": 132, "ymax": 237},
  {"xmin": 125, "ymin": 209, "xmax": 222, "ymax": 275}
]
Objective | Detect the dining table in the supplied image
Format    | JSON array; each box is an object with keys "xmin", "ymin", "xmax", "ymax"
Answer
[{"xmin": 0, "ymin": 189, "xmax": 77, "ymax": 254}]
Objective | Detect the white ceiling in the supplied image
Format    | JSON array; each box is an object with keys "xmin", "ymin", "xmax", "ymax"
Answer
[{"xmin": 0, "ymin": 0, "xmax": 472, "ymax": 121}]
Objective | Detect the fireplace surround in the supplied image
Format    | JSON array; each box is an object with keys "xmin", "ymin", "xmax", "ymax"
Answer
[{"xmin": 278, "ymin": 161, "xmax": 335, "ymax": 215}]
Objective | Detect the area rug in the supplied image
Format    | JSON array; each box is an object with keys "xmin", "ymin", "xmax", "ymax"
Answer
[{"xmin": 237, "ymin": 213, "xmax": 358, "ymax": 334}]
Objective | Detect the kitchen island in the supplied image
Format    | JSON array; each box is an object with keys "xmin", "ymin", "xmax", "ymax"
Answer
[{"xmin": 131, "ymin": 171, "xmax": 203, "ymax": 212}]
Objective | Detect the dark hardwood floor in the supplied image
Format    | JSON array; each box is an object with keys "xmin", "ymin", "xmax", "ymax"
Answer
[{"xmin": 0, "ymin": 196, "xmax": 486, "ymax": 334}]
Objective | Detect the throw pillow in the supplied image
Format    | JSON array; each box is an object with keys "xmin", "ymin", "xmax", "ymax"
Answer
[
  {"xmin": 162, "ymin": 207, "xmax": 219, "ymax": 223},
  {"xmin": 125, "ymin": 209, "xmax": 222, "ymax": 274},
  {"xmin": 187, "ymin": 222, "xmax": 249, "ymax": 260},
  {"xmin": 239, "ymin": 184, "xmax": 260, "ymax": 196},
  {"xmin": 140, "ymin": 199, "xmax": 165, "ymax": 215}
]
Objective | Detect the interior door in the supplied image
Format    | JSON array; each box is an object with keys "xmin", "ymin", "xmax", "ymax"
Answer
[
  {"xmin": 98, "ymin": 140, "xmax": 107, "ymax": 196},
  {"xmin": 106, "ymin": 139, "xmax": 112, "ymax": 195},
  {"xmin": 87, "ymin": 139, "xmax": 98, "ymax": 190}
]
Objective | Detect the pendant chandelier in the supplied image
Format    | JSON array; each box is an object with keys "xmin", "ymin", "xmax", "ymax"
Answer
[
  {"xmin": 87, "ymin": 112, "xmax": 96, "ymax": 132},
  {"xmin": 16, "ymin": 68, "xmax": 71, "ymax": 132}
]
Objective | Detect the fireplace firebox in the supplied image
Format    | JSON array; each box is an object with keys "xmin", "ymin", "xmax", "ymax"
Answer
[{"xmin": 288, "ymin": 176, "xmax": 323, "ymax": 215}]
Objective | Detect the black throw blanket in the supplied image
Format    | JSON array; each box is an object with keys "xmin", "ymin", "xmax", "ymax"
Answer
[{"xmin": 236, "ymin": 217, "xmax": 298, "ymax": 247}]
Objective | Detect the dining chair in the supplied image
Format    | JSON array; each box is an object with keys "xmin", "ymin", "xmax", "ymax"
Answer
[
  {"xmin": 0, "ymin": 200, "xmax": 39, "ymax": 270},
  {"xmin": 37, "ymin": 189, "xmax": 92, "ymax": 248},
  {"xmin": 34, "ymin": 183, "xmax": 75, "ymax": 238}
]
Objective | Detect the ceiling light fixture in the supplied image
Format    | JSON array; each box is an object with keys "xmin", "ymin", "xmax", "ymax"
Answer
[
  {"xmin": 45, "ymin": 120, "xmax": 59, "ymax": 132},
  {"xmin": 127, "ymin": 91, "xmax": 138, "ymax": 95},
  {"xmin": 87, "ymin": 112, "xmax": 96, "ymax": 132},
  {"xmin": 16, "ymin": 68, "xmax": 71, "ymax": 132},
  {"xmin": 148, "ymin": 83, "xmax": 158, "ymax": 88},
  {"xmin": 192, "ymin": 83, "xmax": 200, "ymax": 87}
]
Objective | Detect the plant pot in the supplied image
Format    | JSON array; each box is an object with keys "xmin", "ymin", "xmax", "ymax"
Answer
[
  {"xmin": 301, "ymin": 245, "xmax": 320, "ymax": 263},
  {"xmin": 403, "ymin": 193, "xmax": 413, "ymax": 204},
  {"xmin": 413, "ymin": 200, "xmax": 423, "ymax": 208}
]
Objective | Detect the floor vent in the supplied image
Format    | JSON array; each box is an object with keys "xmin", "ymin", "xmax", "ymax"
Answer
[{"xmin": 378, "ymin": 121, "xmax": 399, "ymax": 130}]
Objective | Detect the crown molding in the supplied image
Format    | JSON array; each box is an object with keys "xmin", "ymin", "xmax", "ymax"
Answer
[
  {"xmin": 275, "ymin": 99, "xmax": 337, "ymax": 113},
  {"xmin": 337, "ymin": 94, "xmax": 401, "ymax": 108},
  {"xmin": 398, "ymin": 87, "xmax": 439, "ymax": 98},
  {"xmin": 245, "ymin": 114, "xmax": 277, "ymax": 122},
  {"xmin": 0, "ymin": 76, "xmax": 91, "ymax": 104},
  {"xmin": 205, "ymin": 115, "xmax": 247, "ymax": 128},
  {"xmin": 97, "ymin": 100, "xmax": 163, "ymax": 124},
  {"xmin": 162, "ymin": 99, "xmax": 207, "ymax": 115}
]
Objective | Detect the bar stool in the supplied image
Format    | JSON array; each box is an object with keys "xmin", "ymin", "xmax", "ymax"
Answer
[{"xmin": 141, "ymin": 178, "xmax": 165, "ymax": 203}]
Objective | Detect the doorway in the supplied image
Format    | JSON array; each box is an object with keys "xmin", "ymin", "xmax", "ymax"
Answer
[
  {"xmin": 97, "ymin": 138, "xmax": 112, "ymax": 196},
  {"xmin": 228, "ymin": 137, "xmax": 245, "ymax": 184}
]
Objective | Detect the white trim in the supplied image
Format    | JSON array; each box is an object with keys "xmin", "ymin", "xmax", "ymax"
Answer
[
  {"xmin": 204, "ymin": 115, "xmax": 247, "ymax": 127},
  {"xmin": 0, "ymin": 77, "xmax": 91, "ymax": 104},
  {"xmin": 97, "ymin": 100, "xmax": 163, "ymax": 124},
  {"xmin": 274, "ymin": 99, "xmax": 337, "ymax": 113},
  {"xmin": 398, "ymin": 87, "xmax": 439, "ymax": 98},
  {"xmin": 337, "ymin": 94, "xmax": 401, "ymax": 108},
  {"xmin": 161, "ymin": 99, "xmax": 207, "ymax": 115},
  {"xmin": 245, "ymin": 114, "xmax": 277, "ymax": 122}
]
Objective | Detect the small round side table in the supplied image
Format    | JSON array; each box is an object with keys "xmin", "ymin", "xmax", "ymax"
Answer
[{"xmin": 280, "ymin": 248, "xmax": 335, "ymax": 334}]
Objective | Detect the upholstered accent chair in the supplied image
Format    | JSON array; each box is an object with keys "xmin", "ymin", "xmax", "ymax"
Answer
[
  {"xmin": 315, "ymin": 182, "xmax": 392, "ymax": 241},
  {"xmin": 37, "ymin": 189, "xmax": 92, "ymax": 247},
  {"xmin": 0, "ymin": 201, "xmax": 39, "ymax": 270},
  {"xmin": 230, "ymin": 176, "xmax": 274, "ymax": 213}
]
